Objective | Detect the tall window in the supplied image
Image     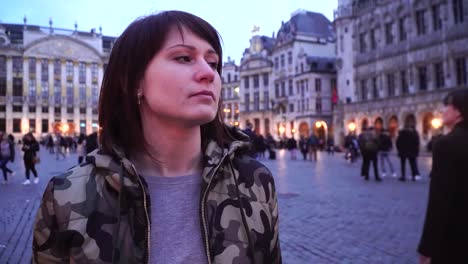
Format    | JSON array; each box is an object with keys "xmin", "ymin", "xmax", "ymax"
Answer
[
  {"xmin": 244, "ymin": 93, "xmax": 250, "ymax": 112},
  {"xmin": 13, "ymin": 77, "xmax": 22, "ymax": 97},
  {"xmin": 287, "ymin": 51, "xmax": 292, "ymax": 64},
  {"xmin": 41, "ymin": 59, "xmax": 48, "ymax": 82},
  {"xmin": 399, "ymin": 17, "xmax": 407, "ymax": 41},
  {"xmin": 401, "ymin": 70, "xmax": 408, "ymax": 94},
  {"xmin": 42, "ymin": 119, "xmax": 49, "ymax": 133},
  {"xmin": 280, "ymin": 54, "xmax": 285, "ymax": 67},
  {"xmin": 66, "ymin": 82, "xmax": 74, "ymax": 105},
  {"xmin": 29, "ymin": 57, "xmax": 36, "ymax": 75},
  {"xmin": 370, "ymin": 29, "xmax": 376, "ymax": 50},
  {"xmin": 418, "ymin": 66, "xmax": 428, "ymax": 91},
  {"xmin": 361, "ymin": 79, "xmax": 368, "ymax": 100},
  {"xmin": 372, "ymin": 77, "xmax": 378, "ymax": 99},
  {"xmin": 315, "ymin": 98, "xmax": 322, "ymax": 112},
  {"xmin": 243, "ymin": 76, "xmax": 249, "ymax": 89},
  {"xmin": 253, "ymin": 91, "xmax": 259, "ymax": 111},
  {"xmin": 79, "ymin": 84, "xmax": 86, "ymax": 103},
  {"xmin": 456, "ymin": 57, "xmax": 467, "ymax": 85},
  {"xmin": 288, "ymin": 79, "xmax": 293, "ymax": 95},
  {"xmin": 253, "ymin": 74, "xmax": 259, "ymax": 88},
  {"xmin": 281, "ymin": 82, "xmax": 285, "ymax": 97},
  {"xmin": 453, "ymin": 0, "xmax": 464, "ymax": 24},
  {"xmin": 12, "ymin": 56, "xmax": 22, "ymax": 75},
  {"xmin": 315, "ymin": 78, "xmax": 322, "ymax": 92},
  {"xmin": 434, "ymin": 62, "xmax": 445, "ymax": 88},
  {"xmin": 92, "ymin": 84, "xmax": 99, "ymax": 105},
  {"xmin": 91, "ymin": 63, "xmax": 98, "ymax": 83},
  {"xmin": 416, "ymin": 10, "xmax": 427, "ymax": 35},
  {"xmin": 385, "ymin": 23, "xmax": 393, "ymax": 44},
  {"xmin": 66, "ymin": 60, "xmax": 73, "ymax": 78},
  {"xmin": 29, "ymin": 79, "xmax": 36, "ymax": 104},
  {"xmin": 387, "ymin": 74, "xmax": 395, "ymax": 96},
  {"xmin": 54, "ymin": 59, "xmax": 61, "ymax": 76},
  {"xmin": 262, "ymin": 73, "xmax": 269, "ymax": 86},
  {"xmin": 274, "ymin": 57, "xmax": 279, "ymax": 69},
  {"xmin": 359, "ymin": 33, "xmax": 367, "ymax": 53},
  {"xmin": 263, "ymin": 91, "xmax": 269, "ymax": 110},
  {"xmin": 0, "ymin": 56, "xmax": 6, "ymax": 96},
  {"xmin": 54, "ymin": 79, "xmax": 61, "ymax": 105},
  {"xmin": 41, "ymin": 81, "xmax": 49, "ymax": 100},
  {"xmin": 432, "ymin": 5, "xmax": 442, "ymax": 31},
  {"xmin": 275, "ymin": 83, "xmax": 279, "ymax": 97},
  {"xmin": 79, "ymin": 62, "xmax": 86, "ymax": 84}
]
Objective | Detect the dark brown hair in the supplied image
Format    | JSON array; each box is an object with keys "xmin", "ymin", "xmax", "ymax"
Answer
[
  {"xmin": 99, "ymin": 11, "xmax": 234, "ymax": 156},
  {"xmin": 443, "ymin": 88, "xmax": 468, "ymax": 120}
]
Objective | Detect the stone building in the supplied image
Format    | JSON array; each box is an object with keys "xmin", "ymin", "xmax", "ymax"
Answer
[
  {"xmin": 222, "ymin": 9, "xmax": 337, "ymax": 141},
  {"xmin": 0, "ymin": 18, "xmax": 116, "ymax": 138},
  {"xmin": 333, "ymin": 0, "xmax": 468, "ymax": 146}
]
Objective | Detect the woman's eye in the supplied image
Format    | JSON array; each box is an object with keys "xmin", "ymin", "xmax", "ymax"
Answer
[
  {"xmin": 175, "ymin": 56, "xmax": 191, "ymax": 63},
  {"xmin": 208, "ymin": 62, "xmax": 218, "ymax": 69}
]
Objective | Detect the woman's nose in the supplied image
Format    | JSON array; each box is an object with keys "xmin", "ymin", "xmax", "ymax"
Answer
[{"xmin": 194, "ymin": 60, "xmax": 215, "ymax": 83}]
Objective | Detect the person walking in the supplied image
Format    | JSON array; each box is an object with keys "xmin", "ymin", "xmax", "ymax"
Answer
[
  {"xmin": 396, "ymin": 124, "xmax": 421, "ymax": 181},
  {"xmin": 286, "ymin": 136, "xmax": 297, "ymax": 160},
  {"xmin": 358, "ymin": 127, "xmax": 381, "ymax": 181},
  {"xmin": 378, "ymin": 128, "xmax": 396, "ymax": 178},
  {"xmin": 54, "ymin": 133, "xmax": 66, "ymax": 160},
  {"xmin": 32, "ymin": 11, "xmax": 281, "ymax": 263},
  {"xmin": 76, "ymin": 133, "xmax": 87, "ymax": 164},
  {"xmin": 22, "ymin": 132, "xmax": 39, "ymax": 185},
  {"xmin": 327, "ymin": 137, "xmax": 335, "ymax": 155},
  {"xmin": 0, "ymin": 132, "xmax": 15, "ymax": 184},
  {"xmin": 299, "ymin": 135, "xmax": 308, "ymax": 160},
  {"xmin": 308, "ymin": 133, "xmax": 318, "ymax": 161},
  {"xmin": 418, "ymin": 88, "xmax": 468, "ymax": 263}
]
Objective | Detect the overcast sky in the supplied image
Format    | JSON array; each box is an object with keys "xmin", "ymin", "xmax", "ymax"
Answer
[{"xmin": 1, "ymin": 0, "xmax": 338, "ymax": 63}]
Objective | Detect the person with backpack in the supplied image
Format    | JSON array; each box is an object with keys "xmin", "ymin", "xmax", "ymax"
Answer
[
  {"xmin": 358, "ymin": 127, "xmax": 381, "ymax": 181},
  {"xmin": 0, "ymin": 132, "xmax": 15, "ymax": 184},
  {"xmin": 378, "ymin": 128, "xmax": 396, "ymax": 178},
  {"xmin": 22, "ymin": 132, "xmax": 40, "ymax": 184},
  {"xmin": 396, "ymin": 124, "xmax": 421, "ymax": 181}
]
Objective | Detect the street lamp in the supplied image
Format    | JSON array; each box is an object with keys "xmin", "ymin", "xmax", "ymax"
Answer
[
  {"xmin": 431, "ymin": 118, "xmax": 442, "ymax": 129},
  {"xmin": 279, "ymin": 125, "xmax": 285, "ymax": 135},
  {"xmin": 348, "ymin": 122, "xmax": 356, "ymax": 132}
]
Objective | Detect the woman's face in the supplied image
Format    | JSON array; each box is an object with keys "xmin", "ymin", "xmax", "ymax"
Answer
[
  {"xmin": 442, "ymin": 104, "xmax": 462, "ymax": 127},
  {"xmin": 139, "ymin": 26, "xmax": 221, "ymax": 128}
]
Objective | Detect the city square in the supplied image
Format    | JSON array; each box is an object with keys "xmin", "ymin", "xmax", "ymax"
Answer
[{"xmin": 0, "ymin": 147, "xmax": 432, "ymax": 263}]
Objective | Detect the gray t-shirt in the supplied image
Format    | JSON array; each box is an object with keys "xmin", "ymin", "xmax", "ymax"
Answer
[{"xmin": 144, "ymin": 174, "xmax": 207, "ymax": 264}]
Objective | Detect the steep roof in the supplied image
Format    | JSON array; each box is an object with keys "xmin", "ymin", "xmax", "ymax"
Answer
[{"xmin": 276, "ymin": 10, "xmax": 335, "ymax": 44}]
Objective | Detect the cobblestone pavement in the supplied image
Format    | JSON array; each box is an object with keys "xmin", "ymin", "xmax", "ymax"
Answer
[{"xmin": 0, "ymin": 147, "xmax": 432, "ymax": 263}]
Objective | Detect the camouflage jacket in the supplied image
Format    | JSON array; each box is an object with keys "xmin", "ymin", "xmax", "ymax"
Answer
[{"xmin": 32, "ymin": 137, "xmax": 281, "ymax": 263}]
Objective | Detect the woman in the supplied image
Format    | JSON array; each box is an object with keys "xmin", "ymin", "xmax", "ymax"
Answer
[
  {"xmin": 22, "ymin": 132, "xmax": 40, "ymax": 185},
  {"xmin": 418, "ymin": 89, "xmax": 468, "ymax": 263},
  {"xmin": 33, "ymin": 11, "xmax": 281, "ymax": 263},
  {"xmin": 0, "ymin": 131, "xmax": 14, "ymax": 184}
]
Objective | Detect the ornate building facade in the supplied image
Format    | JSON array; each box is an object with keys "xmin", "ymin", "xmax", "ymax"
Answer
[
  {"xmin": 222, "ymin": 9, "xmax": 337, "ymax": 140},
  {"xmin": 333, "ymin": 0, "xmax": 468, "ymax": 146},
  {"xmin": 0, "ymin": 18, "xmax": 116, "ymax": 138}
]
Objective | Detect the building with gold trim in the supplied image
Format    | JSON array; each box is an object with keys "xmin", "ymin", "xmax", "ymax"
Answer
[{"xmin": 0, "ymin": 18, "xmax": 116, "ymax": 138}]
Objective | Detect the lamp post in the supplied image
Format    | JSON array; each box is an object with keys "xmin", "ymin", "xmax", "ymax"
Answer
[{"xmin": 347, "ymin": 122, "xmax": 356, "ymax": 134}]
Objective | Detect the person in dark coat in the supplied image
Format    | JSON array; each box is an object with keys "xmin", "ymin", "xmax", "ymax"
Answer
[
  {"xmin": 396, "ymin": 124, "xmax": 420, "ymax": 181},
  {"xmin": 418, "ymin": 88, "xmax": 468, "ymax": 263},
  {"xmin": 286, "ymin": 137, "xmax": 297, "ymax": 160},
  {"xmin": 358, "ymin": 127, "xmax": 381, "ymax": 181},
  {"xmin": 22, "ymin": 132, "xmax": 40, "ymax": 184}
]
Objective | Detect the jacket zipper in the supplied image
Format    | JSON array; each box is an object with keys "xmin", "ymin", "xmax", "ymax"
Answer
[
  {"xmin": 130, "ymin": 164, "xmax": 151, "ymax": 264},
  {"xmin": 201, "ymin": 153, "xmax": 229, "ymax": 264}
]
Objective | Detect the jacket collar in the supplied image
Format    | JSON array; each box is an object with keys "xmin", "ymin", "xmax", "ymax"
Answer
[{"xmin": 86, "ymin": 125, "xmax": 251, "ymax": 192}]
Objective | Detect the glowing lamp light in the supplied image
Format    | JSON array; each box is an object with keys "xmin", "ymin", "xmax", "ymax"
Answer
[
  {"xmin": 315, "ymin": 121, "xmax": 322, "ymax": 128},
  {"xmin": 61, "ymin": 124, "xmax": 70, "ymax": 133},
  {"xmin": 234, "ymin": 87, "xmax": 240, "ymax": 94},
  {"xmin": 279, "ymin": 126, "xmax": 285, "ymax": 134},
  {"xmin": 234, "ymin": 121, "xmax": 239, "ymax": 126},
  {"xmin": 348, "ymin": 122, "xmax": 356, "ymax": 132},
  {"xmin": 431, "ymin": 118, "xmax": 442, "ymax": 129},
  {"xmin": 291, "ymin": 128, "xmax": 296, "ymax": 134}
]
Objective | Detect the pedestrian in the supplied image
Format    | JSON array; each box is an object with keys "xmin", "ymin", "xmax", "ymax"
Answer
[
  {"xmin": 418, "ymin": 88, "xmax": 468, "ymax": 263},
  {"xmin": 326, "ymin": 137, "xmax": 335, "ymax": 155},
  {"xmin": 22, "ymin": 132, "xmax": 39, "ymax": 185},
  {"xmin": 308, "ymin": 133, "xmax": 318, "ymax": 161},
  {"xmin": 0, "ymin": 131, "xmax": 15, "ymax": 184},
  {"xmin": 32, "ymin": 11, "xmax": 281, "ymax": 263},
  {"xmin": 85, "ymin": 131, "xmax": 98, "ymax": 154},
  {"xmin": 242, "ymin": 122, "xmax": 257, "ymax": 158},
  {"xmin": 76, "ymin": 133, "xmax": 86, "ymax": 164},
  {"xmin": 299, "ymin": 135, "xmax": 308, "ymax": 160},
  {"xmin": 286, "ymin": 136, "xmax": 297, "ymax": 160},
  {"xmin": 358, "ymin": 127, "xmax": 381, "ymax": 181},
  {"xmin": 54, "ymin": 133, "xmax": 66, "ymax": 160},
  {"xmin": 396, "ymin": 124, "xmax": 421, "ymax": 181},
  {"xmin": 253, "ymin": 133, "xmax": 267, "ymax": 159},
  {"xmin": 378, "ymin": 128, "xmax": 396, "ymax": 177}
]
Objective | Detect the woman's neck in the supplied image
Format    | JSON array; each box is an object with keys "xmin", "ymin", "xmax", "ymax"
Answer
[{"xmin": 131, "ymin": 122, "xmax": 203, "ymax": 177}]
